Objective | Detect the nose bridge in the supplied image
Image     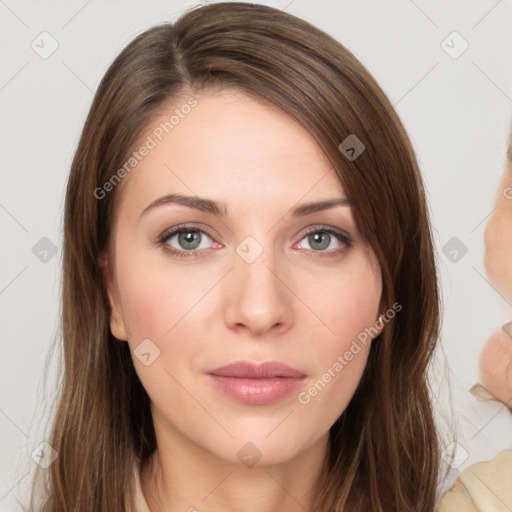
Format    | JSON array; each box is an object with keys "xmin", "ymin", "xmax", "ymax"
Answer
[
  {"xmin": 234, "ymin": 233, "xmax": 282, "ymax": 299},
  {"xmin": 223, "ymin": 232, "xmax": 293, "ymax": 334}
]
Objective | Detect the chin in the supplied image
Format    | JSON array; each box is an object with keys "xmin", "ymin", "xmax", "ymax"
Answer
[{"xmin": 204, "ymin": 424, "xmax": 318, "ymax": 468}]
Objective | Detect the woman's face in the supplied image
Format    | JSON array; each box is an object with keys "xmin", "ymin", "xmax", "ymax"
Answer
[
  {"xmin": 102, "ymin": 90, "xmax": 383, "ymax": 466},
  {"xmin": 484, "ymin": 159, "xmax": 512, "ymax": 301}
]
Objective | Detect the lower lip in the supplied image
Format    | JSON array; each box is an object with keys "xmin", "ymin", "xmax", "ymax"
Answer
[{"xmin": 207, "ymin": 375, "xmax": 305, "ymax": 405}]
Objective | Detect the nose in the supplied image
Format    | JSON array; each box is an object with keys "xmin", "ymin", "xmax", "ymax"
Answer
[{"xmin": 223, "ymin": 243, "xmax": 294, "ymax": 337}]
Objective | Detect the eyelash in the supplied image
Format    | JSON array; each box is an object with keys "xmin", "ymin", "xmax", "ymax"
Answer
[{"xmin": 156, "ymin": 223, "xmax": 352, "ymax": 260}]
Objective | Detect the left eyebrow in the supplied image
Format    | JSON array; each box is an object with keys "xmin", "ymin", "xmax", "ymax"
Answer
[
  {"xmin": 139, "ymin": 193, "xmax": 351, "ymax": 219},
  {"xmin": 290, "ymin": 198, "xmax": 351, "ymax": 216}
]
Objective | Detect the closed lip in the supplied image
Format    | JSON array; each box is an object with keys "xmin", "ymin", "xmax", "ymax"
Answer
[{"xmin": 208, "ymin": 361, "xmax": 306, "ymax": 379}]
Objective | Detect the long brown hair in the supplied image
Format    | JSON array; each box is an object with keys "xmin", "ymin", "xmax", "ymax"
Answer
[{"xmin": 28, "ymin": 2, "xmax": 441, "ymax": 510}]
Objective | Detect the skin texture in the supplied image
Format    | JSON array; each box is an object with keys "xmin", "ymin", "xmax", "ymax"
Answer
[
  {"xmin": 482, "ymin": 159, "xmax": 512, "ymax": 406},
  {"xmin": 101, "ymin": 90, "xmax": 383, "ymax": 511}
]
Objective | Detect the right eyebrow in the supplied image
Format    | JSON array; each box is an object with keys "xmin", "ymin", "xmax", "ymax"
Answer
[{"xmin": 140, "ymin": 194, "xmax": 226, "ymax": 219}]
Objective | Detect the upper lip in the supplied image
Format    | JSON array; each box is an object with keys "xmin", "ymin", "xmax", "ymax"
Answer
[{"xmin": 208, "ymin": 361, "xmax": 306, "ymax": 379}]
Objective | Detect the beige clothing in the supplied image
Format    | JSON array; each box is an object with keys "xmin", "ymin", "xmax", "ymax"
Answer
[
  {"xmin": 437, "ymin": 450, "xmax": 512, "ymax": 511},
  {"xmin": 437, "ymin": 383, "xmax": 512, "ymax": 511},
  {"xmin": 132, "ymin": 458, "xmax": 151, "ymax": 512}
]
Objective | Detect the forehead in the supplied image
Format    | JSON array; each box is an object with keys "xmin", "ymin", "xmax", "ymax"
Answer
[{"xmin": 116, "ymin": 90, "xmax": 346, "ymax": 214}]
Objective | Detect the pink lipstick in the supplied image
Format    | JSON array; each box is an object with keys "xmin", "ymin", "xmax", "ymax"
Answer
[{"xmin": 207, "ymin": 361, "xmax": 306, "ymax": 405}]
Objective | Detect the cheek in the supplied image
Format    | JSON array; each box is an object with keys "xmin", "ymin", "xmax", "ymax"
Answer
[
  {"xmin": 295, "ymin": 255, "xmax": 382, "ymax": 417},
  {"xmin": 296, "ymin": 318, "xmax": 374, "ymax": 431},
  {"xmin": 484, "ymin": 210, "xmax": 512, "ymax": 300},
  {"xmin": 302, "ymin": 256, "xmax": 382, "ymax": 343},
  {"xmin": 114, "ymin": 245, "xmax": 211, "ymax": 348},
  {"xmin": 114, "ymin": 249, "xmax": 214, "ymax": 409},
  {"xmin": 116, "ymin": 266, "xmax": 179, "ymax": 343}
]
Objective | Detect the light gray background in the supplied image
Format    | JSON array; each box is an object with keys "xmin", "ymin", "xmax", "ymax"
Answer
[{"xmin": 1, "ymin": 0, "xmax": 512, "ymax": 508}]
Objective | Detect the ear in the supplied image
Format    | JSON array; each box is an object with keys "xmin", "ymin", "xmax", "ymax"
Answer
[{"xmin": 98, "ymin": 251, "xmax": 128, "ymax": 341}]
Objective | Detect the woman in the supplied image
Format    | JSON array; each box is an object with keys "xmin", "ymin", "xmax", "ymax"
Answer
[
  {"xmin": 28, "ymin": 2, "xmax": 441, "ymax": 510},
  {"xmin": 437, "ymin": 129, "xmax": 512, "ymax": 511}
]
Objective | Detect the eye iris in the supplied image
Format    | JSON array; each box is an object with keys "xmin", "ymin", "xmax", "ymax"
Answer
[
  {"xmin": 178, "ymin": 231, "xmax": 201, "ymax": 250},
  {"xmin": 309, "ymin": 231, "xmax": 330, "ymax": 250},
  {"xmin": 171, "ymin": 230, "xmax": 337, "ymax": 252}
]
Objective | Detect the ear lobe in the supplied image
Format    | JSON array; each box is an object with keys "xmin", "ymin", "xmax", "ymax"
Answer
[{"xmin": 97, "ymin": 252, "xmax": 128, "ymax": 341}]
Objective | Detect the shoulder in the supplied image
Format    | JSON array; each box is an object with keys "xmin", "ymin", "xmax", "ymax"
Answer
[{"xmin": 437, "ymin": 449, "xmax": 512, "ymax": 511}]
